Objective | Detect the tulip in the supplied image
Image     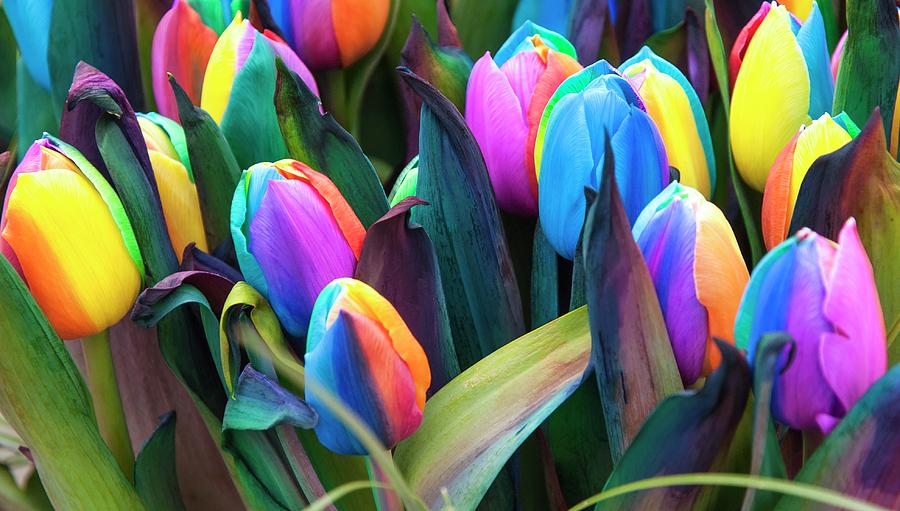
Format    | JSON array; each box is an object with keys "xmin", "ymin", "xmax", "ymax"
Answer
[
  {"xmin": 231, "ymin": 160, "xmax": 365, "ymax": 338},
  {"xmin": 151, "ymin": 0, "xmax": 218, "ymax": 120},
  {"xmin": 466, "ymin": 21, "xmax": 581, "ymax": 216},
  {"xmin": 536, "ymin": 60, "xmax": 669, "ymax": 260},
  {"xmin": 388, "ymin": 156, "xmax": 420, "ymax": 207},
  {"xmin": 137, "ymin": 112, "xmax": 209, "ymax": 260},
  {"xmin": 184, "ymin": 0, "xmax": 248, "ymax": 34},
  {"xmin": 761, "ymin": 112, "xmax": 859, "ymax": 249},
  {"xmin": 729, "ymin": 2, "xmax": 833, "ymax": 191},
  {"xmin": 632, "ymin": 182, "xmax": 749, "ymax": 385},
  {"xmin": 0, "ymin": 137, "xmax": 143, "ymax": 340},
  {"xmin": 735, "ymin": 218, "xmax": 887, "ymax": 433},
  {"xmin": 305, "ymin": 278, "xmax": 430, "ymax": 455},
  {"xmin": 622, "ymin": 47, "xmax": 716, "ymax": 198},
  {"xmin": 267, "ymin": 0, "xmax": 390, "ymax": 69}
]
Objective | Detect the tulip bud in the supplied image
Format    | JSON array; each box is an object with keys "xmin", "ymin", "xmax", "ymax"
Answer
[
  {"xmin": 632, "ymin": 182, "xmax": 749, "ymax": 385},
  {"xmin": 735, "ymin": 219, "xmax": 887, "ymax": 433},
  {"xmin": 730, "ymin": 1, "xmax": 834, "ymax": 191},
  {"xmin": 151, "ymin": 0, "xmax": 218, "ymax": 120},
  {"xmin": 466, "ymin": 22, "xmax": 581, "ymax": 216},
  {"xmin": 231, "ymin": 160, "xmax": 365, "ymax": 338},
  {"xmin": 762, "ymin": 112, "xmax": 859, "ymax": 249},
  {"xmin": 268, "ymin": 0, "xmax": 390, "ymax": 69},
  {"xmin": 0, "ymin": 138, "xmax": 144, "ymax": 339},
  {"xmin": 622, "ymin": 47, "xmax": 716, "ymax": 198},
  {"xmin": 137, "ymin": 112, "xmax": 209, "ymax": 260},
  {"xmin": 536, "ymin": 61, "xmax": 669, "ymax": 260},
  {"xmin": 305, "ymin": 278, "xmax": 430, "ymax": 455}
]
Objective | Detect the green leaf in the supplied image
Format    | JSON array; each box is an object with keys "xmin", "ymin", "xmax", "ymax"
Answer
[
  {"xmin": 0, "ymin": 257, "xmax": 145, "ymax": 510},
  {"xmin": 0, "ymin": 465, "xmax": 51, "ymax": 511},
  {"xmin": 530, "ymin": 224, "xmax": 561, "ymax": 329},
  {"xmin": 774, "ymin": 364, "xmax": 900, "ymax": 510},
  {"xmin": 274, "ymin": 60, "xmax": 390, "ymax": 228},
  {"xmin": 0, "ymin": 10, "xmax": 15, "ymax": 147},
  {"xmin": 170, "ymin": 76, "xmax": 242, "ymax": 248},
  {"xmin": 599, "ymin": 342, "xmax": 750, "ymax": 510},
  {"xmin": 386, "ymin": 0, "xmax": 438, "ymax": 68},
  {"xmin": 581, "ymin": 136, "xmax": 683, "ymax": 462},
  {"xmin": 15, "ymin": 58, "xmax": 58, "ymax": 159},
  {"xmin": 397, "ymin": 67, "xmax": 525, "ymax": 370},
  {"xmin": 224, "ymin": 366, "xmax": 317, "ymax": 431},
  {"xmin": 449, "ymin": 0, "xmax": 519, "ymax": 56},
  {"xmin": 393, "ymin": 306, "xmax": 591, "ymax": 509},
  {"xmin": 134, "ymin": 412, "xmax": 187, "ymax": 511},
  {"xmin": 833, "ymin": 0, "xmax": 900, "ymax": 156}
]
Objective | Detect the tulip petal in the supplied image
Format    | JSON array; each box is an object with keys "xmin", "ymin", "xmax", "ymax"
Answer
[
  {"xmin": 795, "ymin": 3, "xmax": 834, "ymax": 119},
  {"xmin": 3, "ymin": 0, "xmax": 52, "ymax": 90},
  {"xmin": 730, "ymin": 5, "xmax": 810, "ymax": 191},
  {"xmin": 284, "ymin": 0, "xmax": 340, "ymax": 69},
  {"xmin": 200, "ymin": 15, "xmax": 245, "ymax": 124},
  {"xmin": 249, "ymin": 179, "xmax": 357, "ymax": 337},
  {"xmin": 494, "ymin": 20, "xmax": 577, "ymax": 66},
  {"xmin": 762, "ymin": 132, "xmax": 800, "ymax": 250},
  {"xmin": 727, "ymin": 2, "xmax": 771, "ymax": 90},
  {"xmin": 608, "ymin": 106, "xmax": 669, "ymax": 224},
  {"xmin": 223, "ymin": 365, "xmax": 317, "ymax": 431},
  {"xmin": 2, "ymin": 170, "xmax": 141, "ymax": 339},
  {"xmin": 263, "ymin": 30, "xmax": 319, "ymax": 98},
  {"xmin": 789, "ymin": 114, "xmax": 852, "ymax": 218},
  {"xmin": 306, "ymin": 310, "xmax": 422, "ymax": 455},
  {"xmin": 149, "ymin": 149, "xmax": 208, "ymax": 260},
  {"xmin": 331, "ymin": 0, "xmax": 390, "ymax": 67},
  {"xmin": 151, "ymin": 0, "xmax": 218, "ymax": 121}
]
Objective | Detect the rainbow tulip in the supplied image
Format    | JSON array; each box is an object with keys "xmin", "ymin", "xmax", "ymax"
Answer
[
  {"xmin": 268, "ymin": 0, "xmax": 390, "ymax": 69},
  {"xmin": 536, "ymin": 61, "xmax": 669, "ymax": 260},
  {"xmin": 632, "ymin": 182, "xmax": 749, "ymax": 385},
  {"xmin": 761, "ymin": 112, "xmax": 859, "ymax": 249},
  {"xmin": 305, "ymin": 278, "xmax": 430, "ymax": 455},
  {"xmin": 137, "ymin": 112, "xmax": 208, "ymax": 260},
  {"xmin": 465, "ymin": 22, "xmax": 581, "ymax": 216},
  {"xmin": 622, "ymin": 47, "xmax": 716, "ymax": 198},
  {"xmin": 151, "ymin": 0, "xmax": 218, "ymax": 120},
  {"xmin": 735, "ymin": 219, "xmax": 887, "ymax": 433},
  {"xmin": 231, "ymin": 160, "xmax": 365, "ymax": 338},
  {"xmin": 729, "ymin": 1, "xmax": 833, "ymax": 191},
  {"xmin": 0, "ymin": 138, "xmax": 144, "ymax": 339},
  {"xmin": 183, "ymin": 0, "xmax": 248, "ymax": 34}
]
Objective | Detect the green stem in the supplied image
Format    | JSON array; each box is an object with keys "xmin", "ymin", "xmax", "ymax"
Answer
[
  {"xmin": 82, "ymin": 329, "xmax": 134, "ymax": 481},
  {"xmin": 320, "ymin": 70, "xmax": 352, "ymax": 133}
]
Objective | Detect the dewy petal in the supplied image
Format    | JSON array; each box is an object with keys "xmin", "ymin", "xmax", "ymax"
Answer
[
  {"xmin": 1, "ymin": 170, "xmax": 141, "ymax": 339},
  {"xmin": 200, "ymin": 14, "xmax": 246, "ymax": 123},
  {"xmin": 331, "ymin": 0, "xmax": 390, "ymax": 67},
  {"xmin": 730, "ymin": 4, "xmax": 811, "ymax": 191},
  {"xmin": 789, "ymin": 114, "xmax": 852, "ymax": 220},
  {"xmin": 795, "ymin": 2, "xmax": 834, "ymax": 119},
  {"xmin": 634, "ymin": 198, "xmax": 708, "ymax": 385},
  {"xmin": 762, "ymin": 131, "xmax": 801, "ymax": 250},
  {"xmin": 152, "ymin": 0, "xmax": 218, "ymax": 120},
  {"xmin": 306, "ymin": 310, "xmax": 421, "ymax": 455},
  {"xmin": 249, "ymin": 179, "xmax": 357, "ymax": 337},
  {"xmin": 149, "ymin": 149, "xmax": 208, "ymax": 261},
  {"xmin": 819, "ymin": 219, "xmax": 887, "ymax": 416},
  {"xmin": 465, "ymin": 53, "xmax": 532, "ymax": 215}
]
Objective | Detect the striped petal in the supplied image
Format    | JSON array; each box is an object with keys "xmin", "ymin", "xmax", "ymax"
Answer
[
  {"xmin": 331, "ymin": 0, "xmax": 390, "ymax": 67},
  {"xmin": 148, "ymin": 149, "xmax": 208, "ymax": 261},
  {"xmin": 151, "ymin": 0, "xmax": 218, "ymax": 120},
  {"xmin": 730, "ymin": 4, "xmax": 811, "ymax": 191},
  {"xmin": 1, "ymin": 170, "xmax": 141, "ymax": 339}
]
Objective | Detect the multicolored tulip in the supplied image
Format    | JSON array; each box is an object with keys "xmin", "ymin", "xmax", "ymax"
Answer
[
  {"xmin": 137, "ymin": 112, "xmax": 208, "ymax": 260},
  {"xmin": 536, "ymin": 61, "xmax": 669, "ymax": 260},
  {"xmin": 231, "ymin": 160, "xmax": 365, "ymax": 338},
  {"xmin": 735, "ymin": 219, "xmax": 887, "ymax": 433},
  {"xmin": 151, "ymin": 0, "xmax": 218, "ymax": 120},
  {"xmin": 729, "ymin": 1, "xmax": 833, "ymax": 191},
  {"xmin": 622, "ymin": 47, "xmax": 716, "ymax": 198},
  {"xmin": 0, "ymin": 138, "xmax": 144, "ymax": 339},
  {"xmin": 267, "ymin": 0, "xmax": 390, "ymax": 70},
  {"xmin": 465, "ymin": 22, "xmax": 581, "ymax": 216},
  {"xmin": 632, "ymin": 182, "xmax": 749, "ymax": 385},
  {"xmin": 201, "ymin": 14, "xmax": 318, "ymax": 124},
  {"xmin": 761, "ymin": 112, "xmax": 859, "ymax": 249},
  {"xmin": 305, "ymin": 278, "xmax": 430, "ymax": 455}
]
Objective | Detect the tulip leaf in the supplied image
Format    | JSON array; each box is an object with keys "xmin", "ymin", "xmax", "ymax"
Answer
[
  {"xmin": 450, "ymin": 0, "xmax": 519, "ymax": 56},
  {"xmin": 397, "ymin": 67, "xmax": 526, "ymax": 370},
  {"xmin": 0, "ymin": 257, "xmax": 146, "ymax": 511},
  {"xmin": 274, "ymin": 60, "xmax": 390, "ymax": 228},
  {"xmin": 224, "ymin": 366, "xmax": 317, "ymax": 431},
  {"xmin": 581, "ymin": 134, "xmax": 683, "ymax": 462},
  {"xmin": 394, "ymin": 306, "xmax": 592, "ymax": 509},
  {"xmin": 170, "ymin": 76, "xmax": 242, "ymax": 249},
  {"xmin": 15, "ymin": 58, "xmax": 58, "ymax": 159},
  {"xmin": 704, "ymin": 0, "xmax": 764, "ymax": 265},
  {"xmin": 47, "ymin": 0, "xmax": 145, "ymax": 110},
  {"xmin": 599, "ymin": 341, "xmax": 750, "ymax": 510},
  {"xmin": 774, "ymin": 364, "xmax": 900, "ymax": 510},
  {"xmin": 0, "ymin": 10, "xmax": 15, "ymax": 147},
  {"xmin": 742, "ymin": 334, "xmax": 790, "ymax": 511},
  {"xmin": 385, "ymin": 0, "xmax": 438, "ymax": 69},
  {"xmin": 789, "ymin": 112, "xmax": 900, "ymax": 360},
  {"xmin": 355, "ymin": 197, "xmax": 460, "ymax": 394},
  {"xmin": 833, "ymin": 0, "xmax": 900, "ymax": 156},
  {"xmin": 134, "ymin": 412, "xmax": 186, "ymax": 511},
  {"xmin": 0, "ymin": 465, "xmax": 51, "ymax": 511}
]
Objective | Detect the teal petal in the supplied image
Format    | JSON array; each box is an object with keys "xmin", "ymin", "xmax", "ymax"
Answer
[{"xmin": 796, "ymin": 2, "xmax": 834, "ymax": 119}]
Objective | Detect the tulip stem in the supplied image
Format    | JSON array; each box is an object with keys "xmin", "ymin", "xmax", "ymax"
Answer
[{"xmin": 82, "ymin": 329, "xmax": 134, "ymax": 481}]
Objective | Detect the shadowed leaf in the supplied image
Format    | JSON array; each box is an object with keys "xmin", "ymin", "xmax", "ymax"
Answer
[
  {"xmin": 224, "ymin": 366, "xmax": 317, "ymax": 431},
  {"xmin": 134, "ymin": 412, "xmax": 186, "ymax": 511}
]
